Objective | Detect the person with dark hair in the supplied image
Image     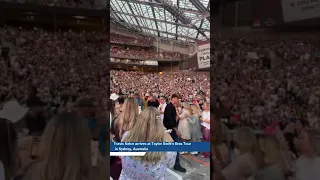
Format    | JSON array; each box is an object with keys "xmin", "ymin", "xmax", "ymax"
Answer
[
  {"xmin": 118, "ymin": 92, "xmax": 125, "ymax": 105},
  {"xmin": 147, "ymin": 96, "xmax": 159, "ymax": 108},
  {"xmin": 0, "ymin": 119, "xmax": 17, "ymax": 180},
  {"xmin": 25, "ymin": 97, "xmax": 47, "ymax": 136},
  {"xmin": 163, "ymin": 94, "xmax": 186, "ymax": 172},
  {"xmin": 0, "ymin": 100, "xmax": 28, "ymax": 180}
]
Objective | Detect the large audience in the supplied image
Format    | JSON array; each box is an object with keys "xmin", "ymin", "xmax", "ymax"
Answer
[
  {"xmin": 110, "ymin": 58, "xmax": 157, "ymax": 66},
  {"xmin": 110, "ymin": 33, "xmax": 154, "ymax": 46},
  {"xmin": 212, "ymin": 35, "xmax": 320, "ymax": 129},
  {"xmin": 110, "ymin": 70, "xmax": 210, "ymax": 179},
  {"xmin": 3, "ymin": 19, "xmax": 320, "ymax": 180},
  {"xmin": 110, "ymin": 70, "xmax": 210, "ymax": 101},
  {"xmin": 212, "ymin": 34, "xmax": 320, "ymax": 180},
  {"xmin": 0, "ymin": 26, "xmax": 108, "ymax": 113},
  {"xmin": 111, "ymin": 46, "xmax": 182, "ymax": 61}
]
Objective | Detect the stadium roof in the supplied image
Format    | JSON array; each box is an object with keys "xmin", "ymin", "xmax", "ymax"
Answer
[{"xmin": 110, "ymin": 0, "xmax": 210, "ymax": 42}]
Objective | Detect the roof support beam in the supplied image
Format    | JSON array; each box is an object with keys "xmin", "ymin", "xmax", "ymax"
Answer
[
  {"xmin": 111, "ymin": 10, "xmax": 209, "ymax": 32},
  {"xmin": 116, "ymin": 0, "xmax": 203, "ymax": 15},
  {"xmin": 110, "ymin": 7, "xmax": 141, "ymax": 32},
  {"xmin": 125, "ymin": 1, "xmax": 143, "ymax": 31},
  {"xmin": 175, "ymin": 0, "xmax": 179, "ymax": 40},
  {"xmin": 151, "ymin": 6, "xmax": 160, "ymax": 37},
  {"xmin": 189, "ymin": 0, "xmax": 210, "ymax": 22},
  {"xmin": 126, "ymin": 23, "xmax": 198, "ymax": 41},
  {"xmin": 195, "ymin": 1, "xmax": 210, "ymax": 39},
  {"xmin": 196, "ymin": 18, "xmax": 205, "ymax": 39},
  {"xmin": 153, "ymin": 0, "xmax": 208, "ymax": 39}
]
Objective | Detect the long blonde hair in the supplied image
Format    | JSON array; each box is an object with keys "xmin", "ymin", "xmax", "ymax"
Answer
[
  {"xmin": 234, "ymin": 127, "xmax": 257, "ymax": 154},
  {"xmin": 123, "ymin": 107, "xmax": 166, "ymax": 163},
  {"xmin": 115, "ymin": 97, "xmax": 138, "ymax": 139},
  {"xmin": 27, "ymin": 111, "xmax": 92, "ymax": 180},
  {"xmin": 191, "ymin": 105, "xmax": 200, "ymax": 116},
  {"xmin": 259, "ymin": 136, "xmax": 287, "ymax": 172},
  {"xmin": 233, "ymin": 127, "xmax": 264, "ymax": 173}
]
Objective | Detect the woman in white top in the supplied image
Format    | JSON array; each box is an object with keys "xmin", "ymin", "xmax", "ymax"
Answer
[
  {"xmin": 200, "ymin": 102, "xmax": 210, "ymax": 158},
  {"xmin": 178, "ymin": 103, "xmax": 192, "ymax": 154},
  {"xmin": 178, "ymin": 102, "xmax": 191, "ymax": 140}
]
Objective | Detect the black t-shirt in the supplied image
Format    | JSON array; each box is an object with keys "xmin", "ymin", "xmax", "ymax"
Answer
[{"xmin": 25, "ymin": 114, "xmax": 47, "ymax": 135}]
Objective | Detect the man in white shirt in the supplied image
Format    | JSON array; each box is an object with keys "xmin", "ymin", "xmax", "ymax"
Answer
[{"xmin": 158, "ymin": 97, "xmax": 167, "ymax": 120}]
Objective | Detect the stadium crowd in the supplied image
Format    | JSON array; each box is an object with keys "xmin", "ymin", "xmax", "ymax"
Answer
[
  {"xmin": 110, "ymin": 70, "xmax": 210, "ymax": 101},
  {"xmin": 110, "ymin": 58, "xmax": 157, "ymax": 66},
  {"xmin": 212, "ymin": 35, "xmax": 320, "ymax": 180},
  {"xmin": 110, "ymin": 70, "xmax": 210, "ymax": 179},
  {"xmin": 0, "ymin": 26, "xmax": 109, "ymax": 180},
  {"xmin": 111, "ymin": 46, "xmax": 182, "ymax": 61},
  {"xmin": 0, "ymin": 0, "xmax": 105, "ymax": 9},
  {"xmin": 0, "ymin": 26, "xmax": 108, "ymax": 107},
  {"xmin": 110, "ymin": 33, "xmax": 154, "ymax": 46}
]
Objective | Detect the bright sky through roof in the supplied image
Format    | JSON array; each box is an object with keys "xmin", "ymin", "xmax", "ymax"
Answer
[{"xmin": 110, "ymin": 0, "xmax": 210, "ymax": 42}]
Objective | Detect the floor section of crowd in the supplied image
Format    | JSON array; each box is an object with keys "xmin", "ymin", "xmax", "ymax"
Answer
[
  {"xmin": 110, "ymin": 70, "xmax": 211, "ymax": 180},
  {"xmin": 110, "ymin": 70, "xmax": 210, "ymax": 101}
]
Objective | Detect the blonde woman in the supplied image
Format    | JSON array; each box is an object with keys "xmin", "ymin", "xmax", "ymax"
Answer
[
  {"xmin": 111, "ymin": 97, "xmax": 138, "ymax": 142},
  {"xmin": 188, "ymin": 105, "xmax": 202, "ymax": 155},
  {"xmin": 214, "ymin": 127, "xmax": 263, "ymax": 180},
  {"xmin": 294, "ymin": 129, "xmax": 320, "ymax": 180},
  {"xmin": 212, "ymin": 113, "xmax": 230, "ymax": 168},
  {"xmin": 255, "ymin": 136, "xmax": 286, "ymax": 180},
  {"xmin": 178, "ymin": 102, "xmax": 191, "ymax": 145},
  {"xmin": 121, "ymin": 107, "xmax": 176, "ymax": 180},
  {"xmin": 14, "ymin": 111, "xmax": 109, "ymax": 180}
]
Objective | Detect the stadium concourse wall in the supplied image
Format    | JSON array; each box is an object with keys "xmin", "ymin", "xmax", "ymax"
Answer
[
  {"xmin": 110, "ymin": 26, "xmax": 195, "ymax": 55},
  {"xmin": 252, "ymin": 0, "xmax": 320, "ymax": 28},
  {"xmin": 187, "ymin": 40, "xmax": 210, "ymax": 71},
  {"xmin": 212, "ymin": 0, "xmax": 320, "ymax": 35}
]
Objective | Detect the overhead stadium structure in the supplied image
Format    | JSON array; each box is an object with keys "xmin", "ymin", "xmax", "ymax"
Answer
[{"xmin": 110, "ymin": 0, "xmax": 210, "ymax": 42}]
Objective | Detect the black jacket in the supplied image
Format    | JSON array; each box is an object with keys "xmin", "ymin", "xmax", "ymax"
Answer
[{"xmin": 163, "ymin": 102, "xmax": 177, "ymax": 129}]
